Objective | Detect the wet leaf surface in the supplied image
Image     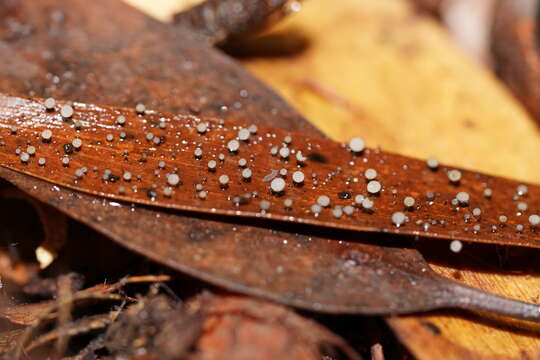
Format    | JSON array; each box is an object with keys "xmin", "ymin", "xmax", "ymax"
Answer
[
  {"xmin": 0, "ymin": 94, "xmax": 539, "ymax": 248},
  {"xmin": 0, "ymin": 0, "xmax": 538, "ymax": 324}
]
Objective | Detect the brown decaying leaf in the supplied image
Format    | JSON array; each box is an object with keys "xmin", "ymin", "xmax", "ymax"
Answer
[
  {"xmin": 3, "ymin": 166, "xmax": 540, "ymax": 322},
  {"xmin": 174, "ymin": 0, "xmax": 294, "ymax": 45},
  {"xmin": 0, "ymin": 0, "xmax": 312, "ymax": 134},
  {"xmin": 1, "ymin": 275, "xmax": 166, "ymax": 326},
  {"xmin": 192, "ymin": 294, "xmax": 362, "ymax": 360},
  {"xmin": 104, "ymin": 293, "xmax": 361, "ymax": 360},
  {"xmin": 1, "ymin": 301, "xmax": 54, "ymax": 326},
  {"xmin": 0, "ymin": 329, "xmax": 23, "ymax": 355},
  {"xmin": 0, "ymin": 0, "xmax": 538, "ymax": 323},
  {"xmin": 25, "ymin": 312, "xmax": 115, "ymax": 353},
  {"xmin": 10, "ymin": 292, "xmax": 125, "ymax": 359},
  {"xmin": 104, "ymin": 294, "xmax": 202, "ymax": 360},
  {"xmin": 0, "ymin": 93, "xmax": 539, "ymax": 248}
]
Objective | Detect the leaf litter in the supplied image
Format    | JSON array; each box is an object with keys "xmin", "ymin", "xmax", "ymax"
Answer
[
  {"xmin": 0, "ymin": 95, "xmax": 540, "ymax": 324},
  {"xmin": 0, "ymin": 0, "xmax": 539, "ymax": 357}
]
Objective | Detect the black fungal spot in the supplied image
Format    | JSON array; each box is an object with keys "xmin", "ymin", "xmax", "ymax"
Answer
[
  {"xmin": 238, "ymin": 195, "xmax": 251, "ymax": 205},
  {"xmin": 146, "ymin": 189, "xmax": 157, "ymax": 200},
  {"xmin": 338, "ymin": 191, "xmax": 352, "ymax": 200},
  {"xmin": 108, "ymin": 175, "xmax": 119, "ymax": 183},
  {"xmin": 421, "ymin": 321, "xmax": 441, "ymax": 335},
  {"xmin": 308, "ymin": 153, "xmax": 328, "ymax": 163},
  {"xmin": 63, "ymin": 143, "xmax": 74, "ymax": 154}
]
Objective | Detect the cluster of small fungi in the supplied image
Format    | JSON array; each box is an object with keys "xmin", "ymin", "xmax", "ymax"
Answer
[{"xmin": 0, "ymin": 95, "xmax": 538, "ymax": 247}]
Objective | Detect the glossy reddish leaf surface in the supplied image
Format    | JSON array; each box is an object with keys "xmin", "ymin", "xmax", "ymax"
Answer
[
  {"xmin": 0, "ymin": 94, "xmax": 539, "ymax": 248},
  {"xmin": 0, "ymin": 0, "xmax": 539, "ymax": 323}
]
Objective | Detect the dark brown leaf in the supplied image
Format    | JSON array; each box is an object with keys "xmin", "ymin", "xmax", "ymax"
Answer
[
  {"xmin": 2, "ymin": 164, "xmax": 540, "ymax": 322},
  {"xmin": 174, "ymin": 0, "xmax": 293, "ymax": 45},
  {"xmin": 0, "ymin": 0, "xmax": 538, "ymax": 323},
  {"xmin": 0, "ymin": 0, "xmax": 312, "ymax": 134}
]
